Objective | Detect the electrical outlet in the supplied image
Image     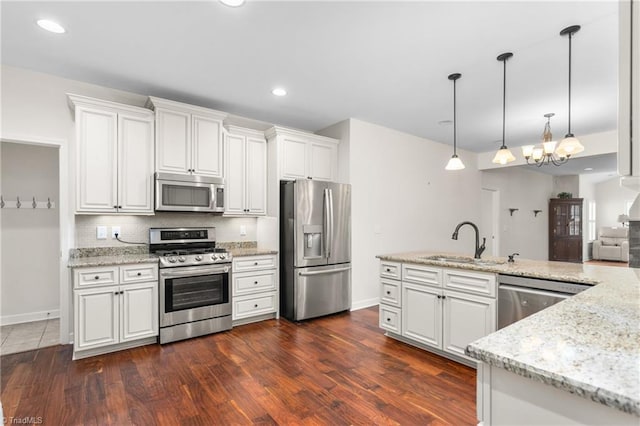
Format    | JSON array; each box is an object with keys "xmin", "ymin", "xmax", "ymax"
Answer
[
  {"xmin": 96, "ymin": 226, "xmax": 107, "ymax": 240},
  {"xmin": 240, "ymin": 225, "xmax": 247, "ymax": 236},
  {"xmin": 112, "ymin": 226, "xmax": 121, "ymax": 239}
]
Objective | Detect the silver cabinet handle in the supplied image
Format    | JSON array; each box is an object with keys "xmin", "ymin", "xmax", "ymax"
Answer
[{"xmin": 298, "ymin": 266, "xmax": 351, "ymax": 277}]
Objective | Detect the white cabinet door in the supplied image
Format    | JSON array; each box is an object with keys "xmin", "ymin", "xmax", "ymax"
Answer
[
  {"xmin": 442, "ymin": 290, "xmax": 496, "ymax": 359},
  {"xmin": 192, "ymin": 114, "xmax": 223, "ymax": 177},
  {"xmin": 117, "ymin": 113, "xmax": 154, "ymax": 213},
  {"xmin": 225, "ymin": 133, "xmax": 246, "ymax": 214},
  {"xmin": 281, "ymin": 137, "xmax": 308, "ymax": 180},
  {"xmin": 402, "ymin": 283, "xmax": 441, "ymax": 349},
  {"xmin": 155, "ymin": 108, "xmax": 191, "ymax": 174},
  {"xmin": 245, "ymin": 136, "xmax": 266, "ymax": 215},
  {"xmin": 120, "ymin": 282, "xmax": 158, "ymax": 342},
  {"xmin": 75, "ymin": 286, "xmax": 119, "ymax": 350},
  {"xmin": 76, "ymin": 107, "xmax": 118, "ymax": 212},
  {"xmin": 308, "ymin": 141, "xmax": 335, "ymax": 181}
]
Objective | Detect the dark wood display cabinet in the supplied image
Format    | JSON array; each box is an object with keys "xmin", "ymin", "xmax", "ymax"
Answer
[{"xmin": 549, "ymin": 198, "xmax": 583, "ymax": 263}]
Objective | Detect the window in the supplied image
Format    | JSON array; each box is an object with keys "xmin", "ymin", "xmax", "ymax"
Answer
[{"xmin": 588, "ymin": 200, "xmax": 596, "ymax": 241}]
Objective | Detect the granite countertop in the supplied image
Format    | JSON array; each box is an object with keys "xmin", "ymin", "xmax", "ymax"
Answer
[
  {"xmin": 377, "ymin": 250, "xmax": 640, "ymax": 416},
  {"xmin": 68, "ymin": 253, "xmax": 159, "ymax": 268},
  {"xmin": 377, "ymin": 250, "xmax": 603, "ymax": 284},
  {"xmin": 229, "ymin": 248, "xmax": 278, "ymax": 257}
]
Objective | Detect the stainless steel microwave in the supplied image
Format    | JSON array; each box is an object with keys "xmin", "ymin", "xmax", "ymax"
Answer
[{"xmin": 155, "ymin": 172, "xmax": 225, "ymax": 213}]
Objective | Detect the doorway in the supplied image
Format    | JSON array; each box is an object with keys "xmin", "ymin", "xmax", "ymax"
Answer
[
  {"xmin": 1, "ymin": 141, "xmax": 61, "ymax": 354},
  {"xmin": 481, "ymin": 188, "xmax": 500, "ymax": 257}
]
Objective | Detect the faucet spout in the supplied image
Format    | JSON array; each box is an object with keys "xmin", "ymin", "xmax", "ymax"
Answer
[{"xmin": 451, "ymin": 221, "xmax": 486, "ymax": 259}]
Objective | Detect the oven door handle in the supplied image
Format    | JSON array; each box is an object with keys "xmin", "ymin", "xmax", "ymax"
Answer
[{"xmin": 160, "ymin": 266, "xmax": 229, "ymax": 278}]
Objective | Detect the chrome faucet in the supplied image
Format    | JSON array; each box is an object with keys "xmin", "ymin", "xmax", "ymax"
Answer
[{"xmin": 451, "ymin": 221, "xmax": 486, "ymax": 259}]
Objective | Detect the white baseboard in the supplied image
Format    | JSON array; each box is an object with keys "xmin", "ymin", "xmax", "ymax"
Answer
[
  {"xmin": 1, "ymin": 309, "xmax": 60, "ymax": 326},
  {"xmin": 351, "ymin": 297, "xmax": 379, "ymax": 311}
]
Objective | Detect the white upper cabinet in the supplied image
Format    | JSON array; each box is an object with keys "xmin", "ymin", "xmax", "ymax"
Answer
[
  {"xmin": 224, "ymin": 126, "xmax": 267, "ymax": 216},
  {"xmin": 266, "ymin": 126, "xmax": 339, "ymax": 182},
  {"xmin": 147, "ymin": 97, "xmax": 226, "ymax": 178},
  {"xmin": 68, "ymin": 94, "xmax": 154, "ymax": 214}
]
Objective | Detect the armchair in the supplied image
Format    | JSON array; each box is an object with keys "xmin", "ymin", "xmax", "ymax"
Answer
[{"xmin": 592, "ymin": 227, "xmax": 629, "ymax": 262}]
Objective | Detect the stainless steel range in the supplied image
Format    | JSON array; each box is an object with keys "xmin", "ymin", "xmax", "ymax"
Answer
[{"xmin": 150, "ymin": 227, "xmax": 232, "ymax": 344}]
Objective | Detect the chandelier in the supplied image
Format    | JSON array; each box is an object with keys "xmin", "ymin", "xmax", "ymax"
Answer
[{"xmin": 522, "ymin": 113, "xmax": 569, "ymax": 166}]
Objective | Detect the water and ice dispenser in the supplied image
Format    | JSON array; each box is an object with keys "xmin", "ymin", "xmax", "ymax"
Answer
[{"xmin": 303, "ymin": 224, "xmax": 323, "ymax": 258}]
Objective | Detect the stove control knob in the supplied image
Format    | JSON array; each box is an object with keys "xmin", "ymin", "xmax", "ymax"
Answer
[
  {"xmin": 178, "ymin": 256, "xmax": 186, "ymax": 263},
  {"xmin": 211, "ymin": 254, "xmax": 219, "ymax": 260},
  {"xmin": 168, "ymin": 256, "xmax": 177, "ymax": 263},
  {"xmin": 195, "ymin": 255, "xmax": 203, "ymax": 261},
  {"xmin": 219, "ymin": 253, "xmax": 226, "ymax": 260}
]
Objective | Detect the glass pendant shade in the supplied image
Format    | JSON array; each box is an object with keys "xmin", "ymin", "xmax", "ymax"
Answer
[
  {"xmin": 492, "ymin": 147, "xmax": 516, "ymax": 165},
  {"xmin": 445, "ymin": 155, "xmax": 465, "ymax": 170},
  {"xmin": 522, "ymin": 145, "xmax": 535, "ymax": 158},
  {"xmin": 557, "ymin": 135, "xmax": 584, "ymax": 157}
]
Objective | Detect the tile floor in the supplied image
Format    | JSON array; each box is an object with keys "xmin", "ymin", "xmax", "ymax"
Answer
[{"xmin": 0, "ymin": 319, "xmax": 59, "ymax": 356}]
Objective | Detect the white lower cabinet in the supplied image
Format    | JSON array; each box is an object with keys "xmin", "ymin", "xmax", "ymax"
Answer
[
  {"xmin": 380, "ymin": 261, "xmax": 496, "ymax": 365},
  {"xmin": 232, "ymin": 254, "xmax": 278, "ymax": 324},
  {"xmin": 73, "ymin": 263, "xmax": 158, "ymax": 359}
]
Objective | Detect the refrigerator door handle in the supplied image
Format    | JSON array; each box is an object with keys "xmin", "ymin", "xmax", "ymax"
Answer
[
  {"xmin": 324, "ymin": 188, "xmax": 331, "ymax": 259},
  {"xmin": 298, "ymin": 266, "xmax": 351, "ymax": 276},
  {"xmin": 328, "ymin": 188, "xmax": 334, "ymax": 259}
]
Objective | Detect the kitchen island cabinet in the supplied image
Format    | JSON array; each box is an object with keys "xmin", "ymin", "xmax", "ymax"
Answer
[
  {"xmin": 378, "ymin": 260, "xmax": 496, "ymax": 366},
  {"xmin": 377, "ymin": 250, "xmax": 640, "ymax": 424}
]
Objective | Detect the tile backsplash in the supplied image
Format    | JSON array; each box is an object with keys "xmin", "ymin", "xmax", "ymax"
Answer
[{"xmin": 74, "ymin": 212, "xmax": 258, "ymax": 248}]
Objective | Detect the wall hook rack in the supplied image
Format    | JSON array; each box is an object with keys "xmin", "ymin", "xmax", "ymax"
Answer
[
  {"xmin": 0, "ymin": 195, "xmax": 56, "ymax": 209},
  {"xmin": 533, "ymin": 210, "xmax": 542, "ymax": 217},
  {"xmin": 508, "ymin": 208, "xmax": 519, "ymax": 216}
]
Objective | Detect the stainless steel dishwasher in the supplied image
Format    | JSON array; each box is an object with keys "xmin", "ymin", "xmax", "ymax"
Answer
[{"xmin": 498, "ymin": 274, "xmax": 592, "ymax": 329}]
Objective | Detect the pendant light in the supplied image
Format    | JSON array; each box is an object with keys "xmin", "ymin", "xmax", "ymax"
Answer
[
  {"xmin": 492, "ymin": 52, "xmax": 516, "ymax": 165},
  {"xmin": 445, "ymin": 73, "xmax": 465, "ymax": 171},
  {"xmin": 522, "ymin": 113, "xmax": 569, "ymax": 166},
  {"xmin": 556, "ymin": 25, "xmax": 584, "ymax": 157}
]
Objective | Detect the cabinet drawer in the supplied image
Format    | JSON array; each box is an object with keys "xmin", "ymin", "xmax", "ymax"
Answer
[
  {"xmin": 379, "ymin": 304, "xmax": 401, "ymax": 334},
  {"xmin": 233, "ymin": 271, "xmax": 277, "ymax": 296},
  {"xmin": 443, "ymin": 268, "xmax": 496, "ymax": 297},
  {"xmin": 74, "ymin": 266, "xmax": 119, "ymax": 288},
  {"xmin": 402, "ymin": 264, "xmax": 442, "ymax": 287},
  {"xmin": 232, "ymin": 292, "xmax": 277, "ymax": 320},
  {"xmin": 380, "ymin": 261, "xmax": 401, "ymax": 280},
  {"xmin": 120, "ymin": 264, "xmax": 158, "ymax": 284},
  {"xmin": 380, "ymin": 278, "xmax": 401, "ymax": 307},
  {"xmin": 233, "ymin": 255, "xmax": 277, "ymax": 273}
]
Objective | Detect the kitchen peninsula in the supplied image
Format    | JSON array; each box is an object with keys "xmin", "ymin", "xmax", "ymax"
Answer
[{"xmin": 377, "ymin": 251, "xmax": 640, "ymax": 425}]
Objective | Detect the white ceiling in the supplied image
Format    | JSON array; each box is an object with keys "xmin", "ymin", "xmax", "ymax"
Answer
[{"xmin": 1, "ymin": 1, "xmax": 619, "ymax": 170}]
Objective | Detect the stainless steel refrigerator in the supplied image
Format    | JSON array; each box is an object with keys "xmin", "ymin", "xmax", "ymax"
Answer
[{"xmin": 280, "ymin": 179, "xmax": 351, "ymax": 321}]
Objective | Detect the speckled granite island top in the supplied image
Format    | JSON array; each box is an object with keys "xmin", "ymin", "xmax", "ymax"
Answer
[{"xmin": 377, "ymin": 250, "xmax": 640, "ymax": 416}]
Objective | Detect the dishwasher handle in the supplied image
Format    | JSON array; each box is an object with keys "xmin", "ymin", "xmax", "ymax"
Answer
[{"xmin": 499, "ymin": 284, "xmax": 572, "ymax": 299}]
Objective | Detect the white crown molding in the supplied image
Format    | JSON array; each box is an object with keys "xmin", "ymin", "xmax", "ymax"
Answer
[
  {"xmin": 146, "ymin": 96, "xmax": 228, "ymax": 120},
  {"xmin": 67, "ymin": 93, "xmax": 153, "ymax": 116},
  {"xmin": 265, "ymin": 125, "xmax": 339, "ymax": 145}
]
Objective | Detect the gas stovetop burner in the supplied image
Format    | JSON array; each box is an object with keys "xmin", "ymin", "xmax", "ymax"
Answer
[{"xmin": 149, "ymin": 227, "xmax": 232, "ymax": 268}]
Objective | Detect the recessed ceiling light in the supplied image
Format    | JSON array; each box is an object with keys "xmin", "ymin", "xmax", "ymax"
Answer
[
  {"xmin": 36, "ymin": 19, "xmax": 66, "ymax": 34},
  {"xmin": 272, "ymin": 88, "xmax": 287, "ymax": 97},
  {"xmin": 584, "ymin": 167, "xmax": 593, "ymax": 171},
  {"xmin": 220, "ymin": 0, "xmax": 245, "ymax": 7}
]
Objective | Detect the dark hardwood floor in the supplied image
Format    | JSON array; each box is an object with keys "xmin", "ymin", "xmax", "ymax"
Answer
[{"xmin": 1, "ymin": 306, "xmax": 476, "ymax": 425}]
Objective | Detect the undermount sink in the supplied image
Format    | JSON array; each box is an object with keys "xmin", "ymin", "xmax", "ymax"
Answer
[{"xmin": 420, "ymin": 255, "xmax": 506, "ymax": 266}]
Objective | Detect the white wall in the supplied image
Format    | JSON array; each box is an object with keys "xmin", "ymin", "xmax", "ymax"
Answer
[
  {"xmin": 595, "ymin": 177, "xmax": 638, "ymax": 229},
  {"xmin": 482, "ymin": 168, "xmax": 553, "ymax": 260},
  {"xmin": 1, "ymin": 142, "xmax": 60, "ymax": 324},
  {"xmin": 553, "ymin": 175, "xmax": 580, "ymax": 197},
  {"xmin": 320, "ymin": 119, "xmax": 482, "ymax": 310}
]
